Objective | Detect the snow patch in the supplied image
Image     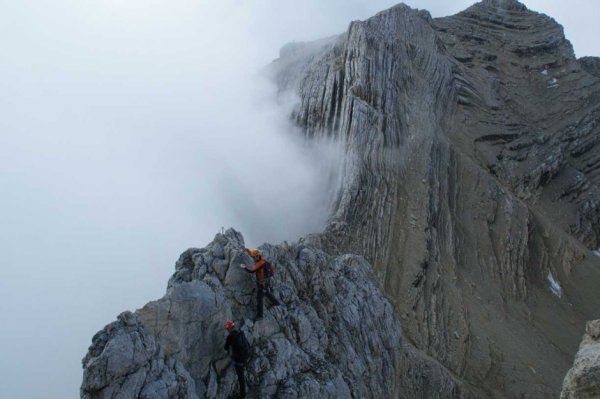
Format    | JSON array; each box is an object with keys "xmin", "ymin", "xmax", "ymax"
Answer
[
  {"xmin": 593, "ymin": 248, "xmax": 600, "ymax": 257},
  {"xmin": 548, "ymin": 77, "xmax": 559, "ymax": 88},
  {"xmin": 547, "ymin": 271, "xmax": 562, "ymax": 297},
  {"xmin": 541, "ymin": 69, "xmax": 548, "ymax": 75}
]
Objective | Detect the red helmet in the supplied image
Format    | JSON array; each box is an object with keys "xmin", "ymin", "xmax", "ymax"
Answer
[{"xmin": 225, "ymin": 320, "xmax": 235, "ymax": 330}]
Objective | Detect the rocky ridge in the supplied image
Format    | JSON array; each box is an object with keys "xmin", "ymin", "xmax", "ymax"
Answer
[{"xmin": 81, "ymin": 229, "xmax": 467, "ymax": 398}]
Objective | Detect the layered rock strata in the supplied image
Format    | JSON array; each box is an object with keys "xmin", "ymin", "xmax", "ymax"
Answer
[{"xmin": 269, "ymin": 0, "xmax": 600, "ymax": 396}]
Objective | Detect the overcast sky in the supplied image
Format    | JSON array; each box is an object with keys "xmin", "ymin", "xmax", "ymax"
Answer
[{"xmin": 0, "ymin": 1, "xmax": 598, "ymax": 398}]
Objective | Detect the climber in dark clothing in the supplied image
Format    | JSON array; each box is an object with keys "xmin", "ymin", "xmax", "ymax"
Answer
[
  {"xmin": 224, "ymin": 320, "xmax": 250, "ymax": 398},
  {"xmin": 241, "ymin": 249, "xmax": 280, "ymax": 320}
]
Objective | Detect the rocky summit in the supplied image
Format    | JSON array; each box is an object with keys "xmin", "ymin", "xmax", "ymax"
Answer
[
  {"xmin": 82, "ymin": 1, "xmax": 600, "ymax": 398},
  {"xmin": 81, "ymin": 230, "xmax": 465, "ymax": 398}
]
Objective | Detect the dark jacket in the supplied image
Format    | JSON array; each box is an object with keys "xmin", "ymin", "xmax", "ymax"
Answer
[{"xmin": 224, "ymin": 329, "xmax": 249, "ymax": 363}]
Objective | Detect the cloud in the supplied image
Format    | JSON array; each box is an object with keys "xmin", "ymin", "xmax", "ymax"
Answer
[{"xmin": 0, "ymin": 1, "xmax": 349, "ymax": 397}]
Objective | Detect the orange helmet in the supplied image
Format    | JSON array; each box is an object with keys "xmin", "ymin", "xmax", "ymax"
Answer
[
  {"xmin": 225, "ymin": 320, "xmax": 235, "ymax": 330},
  {"xmin": 246, "ymin": 249, "xmax": 261, "ymax": 258}
]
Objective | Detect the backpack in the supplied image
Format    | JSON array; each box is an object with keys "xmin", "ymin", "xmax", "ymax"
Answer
[
  {"xmin": 235, "ymin": 331, "xmax": 251, "ymax": 361},
  {"xmin": 262, "ymin": 260, "xmax": 274, "ymax": 280}
]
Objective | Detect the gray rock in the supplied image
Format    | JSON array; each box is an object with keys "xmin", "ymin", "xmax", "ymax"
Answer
[
  {"xmin": 561, "ymin": 320, "xmax": 600, "ymax": 398},
  {"xmin": 268, "ymin": 0, "xmax": 600, "ymax": 397},
  {"xmin": 82, "ymin": 230, "xmax": 466, "ymax": 398},
  {"xmin": 81, "ymin": 311, "xmax": 196, "ymax": 399}
]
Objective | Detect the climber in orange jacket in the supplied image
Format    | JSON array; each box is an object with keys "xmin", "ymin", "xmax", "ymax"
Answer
[{"xmin": 241, "ymin": 248, "xmax": 280, "ymax": 320}]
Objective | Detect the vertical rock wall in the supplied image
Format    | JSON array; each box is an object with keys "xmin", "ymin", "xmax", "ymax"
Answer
[{"xmin": 270, "ymin": 1, "xmax": 600, "ymax": 396}]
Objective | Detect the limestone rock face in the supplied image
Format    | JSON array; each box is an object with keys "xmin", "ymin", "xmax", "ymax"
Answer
[
  {"xmin": 561, "ymin": 320, "xmax": 600, "ymax": 398},
  {"xmin": 81, "ymin": 311, "xmax": 196, "ymax": 399},
  {"xmin": 81, "ymin": 229, "xmax": 467, "ymax": 398},
  {"xmin": 269, "ymin": 0, "xmax": 600, "ymax": 397}
]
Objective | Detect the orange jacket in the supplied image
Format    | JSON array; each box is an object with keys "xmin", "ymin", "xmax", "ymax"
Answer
[{"xmin": 246, "ymin": 258, "xmax": 268, "ymax": 283}]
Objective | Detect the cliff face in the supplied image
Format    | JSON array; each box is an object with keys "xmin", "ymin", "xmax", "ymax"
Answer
[
  {"xmin": 82, "ymin": 1, "xmax": 600, "ymax": 398},
  {"xmin": 270, "ymin": 0, "xmax": 600, "ymax": 397}
]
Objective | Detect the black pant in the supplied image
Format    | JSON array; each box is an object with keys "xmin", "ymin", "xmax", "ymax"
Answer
[
  {"xmin": 234, "ymin": 362, "xmax": 246, "ymax": 397},
  {"xmin": 256, "ymin": 280, "xmax": 280, "ymax": 319}
]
